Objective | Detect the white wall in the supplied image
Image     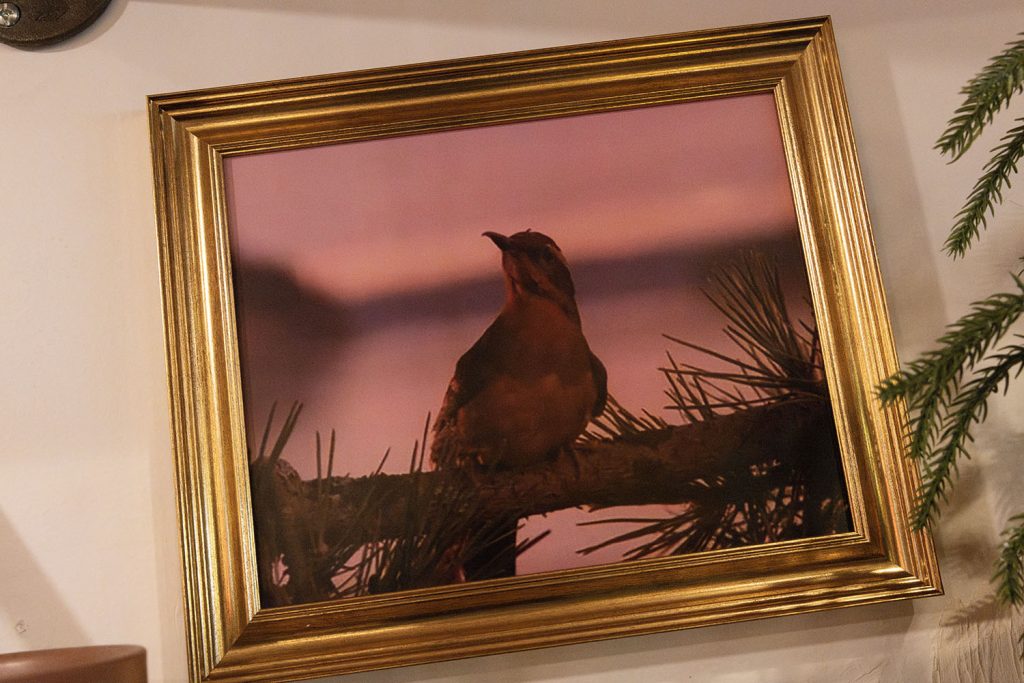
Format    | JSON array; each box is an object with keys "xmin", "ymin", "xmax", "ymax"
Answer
[{"xmin": 3, "ymin": 2, "xmax": 1023, "ymax": 681}]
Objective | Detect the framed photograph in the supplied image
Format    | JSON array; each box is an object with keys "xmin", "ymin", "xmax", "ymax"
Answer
[{"xmin": 149, "ymin": 16, "xmax": 941, "ymax": 682}]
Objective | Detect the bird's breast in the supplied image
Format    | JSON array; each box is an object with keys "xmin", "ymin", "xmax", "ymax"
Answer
[
  {"xmin": 495, "ymin": 298, "xmax": 587, "ymax": 373},
  {"xmin": 457, "ymin": 297, "xmax": 600, "ymax": 467},
  {"xmin": 460, "ymin": 369, "xmax": 598, "ymax": 468}
]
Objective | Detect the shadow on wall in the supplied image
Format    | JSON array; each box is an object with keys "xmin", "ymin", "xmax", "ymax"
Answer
[
  {"xmin": 316, "ymin": 599, "xmax": 916, "ymax": 683},
  {"xmin": 0, "ymin": 508, "xmax": 88, "ymax": 649},
  {"xmin": 127, "ymin": 0, "xmax": 1020, "ymax": 32},
  {"xmin": 934, "ymin": 593, "xmax": 1024, "ymax": 683}
]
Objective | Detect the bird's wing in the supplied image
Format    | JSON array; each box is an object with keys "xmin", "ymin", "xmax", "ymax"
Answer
[
  {"xmin": 440, "ymin": 323, "xmax": 501, "ymax": 420},
  {"xmin": 430, "ymin": 321, "xmax": 503, "ymax": 467},
  {"xmin": 589, "ymin": 350, "xmax": 608, "ymax": 417}
]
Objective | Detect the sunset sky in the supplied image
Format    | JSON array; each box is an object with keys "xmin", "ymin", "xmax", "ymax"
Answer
[
  {"xmin": 227, "ymin": 93, "xmax": 797, "ymax": 301},
  {"xmin": 224, "ymin": 92, "xmax": 813, "ymax": 576}
]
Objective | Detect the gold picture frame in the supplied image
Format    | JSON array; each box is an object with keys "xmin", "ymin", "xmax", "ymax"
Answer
[{"xmin": 149, "ymin": 16, "xmax": 941, "ymax": 682}]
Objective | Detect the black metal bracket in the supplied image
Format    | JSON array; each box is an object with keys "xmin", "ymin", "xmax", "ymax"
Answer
[{"xmin": 0, "ymin": 0, "xmax": 112, "ymax": 47}]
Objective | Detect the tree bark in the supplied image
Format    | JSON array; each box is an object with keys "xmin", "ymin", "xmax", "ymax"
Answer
[{"xmin": 265, "ymin": 398, "xmax": 838, "ymax": 548}]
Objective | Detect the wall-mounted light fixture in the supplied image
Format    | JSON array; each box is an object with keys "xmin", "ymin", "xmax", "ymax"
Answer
[{"xmin": 0, "ymin": 0, "xmax": 112, "ymax": 48}]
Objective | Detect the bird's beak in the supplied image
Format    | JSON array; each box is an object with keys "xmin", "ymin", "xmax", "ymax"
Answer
[{"xmin": 483, "ymin": 231, "xmax": 512, "ymax": 251}]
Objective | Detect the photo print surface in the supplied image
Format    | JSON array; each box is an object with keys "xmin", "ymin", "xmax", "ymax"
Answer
[{"xmin": 224, "ymin": 92, "xmax": 850, "ymax": 607}]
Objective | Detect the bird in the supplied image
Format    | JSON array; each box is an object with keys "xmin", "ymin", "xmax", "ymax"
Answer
[{"xmin": 430, "ymin": 229, "xmax": 607, "ymax": 581}]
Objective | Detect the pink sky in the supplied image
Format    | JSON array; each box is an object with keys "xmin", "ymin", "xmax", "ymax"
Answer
[
  {"xmin": 227, "ymin": 93, "xmax": 796, "ymax": 301},
  {"xmin": 224, "ymin": 92, "xmax": 810, "ymax": 578}
]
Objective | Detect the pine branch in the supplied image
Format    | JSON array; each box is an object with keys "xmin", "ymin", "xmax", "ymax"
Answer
[
  {"xmin": 912, "ymin": 344, "xmax": 1024, "ymax": 529},
  {"xmin": 251, "ymin": 252, "xmax": 848, "ymax": 604},
  {"xmin": 253, "ymin": 416, "xmax": 548, "ymax": 602},
  {"xmin": 878, "ymin": 281, "xmax": 1024, "ymax": 460},
  {"xmin": 704, "ymin": 254, "xmax": 812, "ymax": 379},
  {"xmin": 937, "ymin": 33, "xmax": 1024, "ymax": 160},
  {"xmin": 596, "ymin": 252, "xmax": 843, "ymax": 559},
  {"xmin": 995, "ymin": 513, "xmax": 1024, "ymax": 607},
  {"xmin": 882, "ymin": 33, "xmax": 1024, "ymax": 651},
  {"xmin": 945, "ymin": 118, "xmax": 1024, "ymax": 256},
  {"xmin": 661, "ymin": 251, "xmax": 827, "ymax": 426},
  {"xmin": 255, "ymin": 397, "xmax": 836, "ymax": 596},
  {"xmin": 579, "ymin": 468, "xmax": 843, "ymax": 559},
  {"xmin": 583, "ymin": 394, "xmax": 667, "ymax": 441}
]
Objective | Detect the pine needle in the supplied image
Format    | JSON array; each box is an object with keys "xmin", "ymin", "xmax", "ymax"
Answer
[
  {"xmin": 995, "ymin": 514, "xmax": 1024, "ymax": 607},
  {"xmin": 881, "ymin": 32, "xmax": 1024, "ymax": 634},
  {"xmin": 878, "ymin": 281, "xmax": 1024, "ymax": 462},
  {"xmin": 911, "ymin": 344, "xmax": 1024, "ymax": 529},
  {"xmin": 581, "ymin": 251, "xmax": 844, "ymax": 559},
  {"xmin": 937, "ymin": 33, "xmax": 1024, "ymax": 160},
  {"xmin": 663, "ymin": 251, "xmax": 826, "ymax": 419},
  {"xmin": 584, "ymin": 394, "xmax": 667, "ymax": 440},
  {"xmin": 945, "ymin": 118, "xmax": 1024, "ymax": 256}
]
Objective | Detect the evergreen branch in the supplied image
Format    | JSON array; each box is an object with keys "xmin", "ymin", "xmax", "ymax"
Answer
[
  {"xmin": 937, "ymin": 33, "xmax": 1024, "ymax": 160},
  {"xmin": 905, "ymin": 386, "xmax": 944, "ymax": 465},
  {"xmin": 945, "ymin": 118, "xmax": 1024, "ymax": 256},
  {"xmin": 887, "ymin": 34, "xmax": 1024, "ymax": 647},
  {"xmin": 994, "ymin": 513, "xmax": 1024, "ymax": 607},
  {"xmin": 663, "ymin": 333, "xmax": 769, "ymax": 378},
  {"xmin": 705, "ymin": 256, "xmax": 806, "ymax": 370},
  {"xmin": 665, "ymin": 365, "xmax": 823, "ymax": 396},
  {"xmin": 597, "ymin": 252, "xmax": 843, "ymax": 559},
  {"xmin": 912, "ymin": 344, "xmax": 1024, "ymax": 528},
  {"xmin": 662, "ymin": 251, "xmax": 826, "ymax": 424},
  {"xmin": 662, "ymin": 354, "xmax": 716, "ymax": 423},
  {"xmin": 255, "ymin": 401, "xmax": 303, "ymax": 466},
  {"xmin": 293, "ymin": 400, "xmax": 836, "ymax": 549},
  {"xmin": 583, "ymin": 394, "xmax": 667, "ymax": 440},
  {"xmin": 878, "ymin": 282, "xmax": 1024, "ymax": 459},
  {"xmin": 253, "ymin": 252, "xmax": 848, "ymax": 603},
  {"xmin": 878, "ymin": 284, "xmax": 1024, "ymax": 401}
]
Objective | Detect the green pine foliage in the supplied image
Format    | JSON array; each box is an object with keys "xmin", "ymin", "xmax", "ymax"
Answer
[
  {"xmin": 910, "ymin": 344, "xmax": 1024, "ymax": 529},
  {"xmin": 997, "ymin": 513, "xmax": 1024, "ymax": 606},
  {"xmin": 936, "ymin": 34, "xmax": 1024, "ymax": 161},
  {"xmin": 937, "ymin": 33, "xmax": 1024, "ymax": 256},
  {"xmin": 945, "ymin": 120, "xmax": 1024, "ymax": 256},
  {"xmin": 878, "ymin": 32, "xmax": 1024, "ymax": 619},
  {"xmin": 877, "ymin": 282, "xmax": 1024, "ymax": 523}
]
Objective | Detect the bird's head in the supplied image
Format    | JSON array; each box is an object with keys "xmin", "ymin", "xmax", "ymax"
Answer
[{"xmin": 484, "ymin": 230, "xmax": 579, "ymax": 317}]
